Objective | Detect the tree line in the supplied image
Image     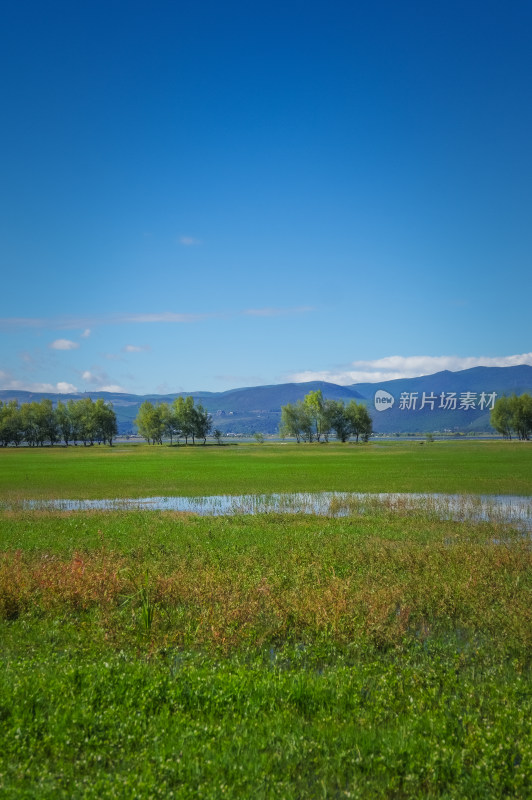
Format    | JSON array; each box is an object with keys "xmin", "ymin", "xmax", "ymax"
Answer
[
  {"xmin": 490, "ymin": 393, "xmax": 532, "ymax": 440},
  {"xmin": 280, "ymin": 390, "xmax": 373, "ymax": 442},
  {"xmin": 134, "ymin": 397, "xmax": 214, "ymax": 445},
  {"xmin": 0, "ymin": 397, "xmax": 118, "ymax": 447}
]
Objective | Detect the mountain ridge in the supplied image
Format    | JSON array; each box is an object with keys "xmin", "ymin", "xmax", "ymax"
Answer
[{"xmin": 1, "ymin": 365, "xmax": 531, "ymax": 435}]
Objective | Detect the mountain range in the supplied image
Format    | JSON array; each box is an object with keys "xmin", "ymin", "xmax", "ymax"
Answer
[{"xmin": 1, "ymin": 365, "xmax": 531, "ymax": 435}]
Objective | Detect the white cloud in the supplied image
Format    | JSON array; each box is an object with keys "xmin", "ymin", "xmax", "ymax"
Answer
[
  {"xmin": 179, "ymin": 236, "xmax": 201, "ymax": 246},
  {"xmin": 288, "ymin": 353, "xmax": 532, "ymax": 385},
  {"xmin": 81, "ymin": 328, "xmax": 91, "ymax": 338},
  {"xmin": 0, "ymin": 378, "xmax": 78, "ymax": 393},
  {"xmin": 80, "ymin": 369, "xmax": 126, "ymax": 394},
  {"xmin": 55, "ymin": 382, "xmax": 79, "ymax": 393},
  {"xmin": 98, "ymin": 384, "xmax": 126, "ymax": 393},
  {"xmin": 123, "ymin": 344, "xmax": 150, "ymax": 353},
  {"xmin": 50, "ymin": 339, "xmax": 80, "ymax": 351}
]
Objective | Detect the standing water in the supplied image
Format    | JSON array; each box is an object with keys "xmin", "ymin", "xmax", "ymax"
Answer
[{"xmin": 21, "ymin": 492, "xmax": 532, "ymax": 529}]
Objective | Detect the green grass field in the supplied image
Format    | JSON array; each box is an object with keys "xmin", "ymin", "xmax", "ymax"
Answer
[
  {"xmin": 0, "ymin": 442, "xmax": 531, "ymax": 798},
  {"xmin": 0, "ymin": 440, "xmax": 531, "ymax": 499}
]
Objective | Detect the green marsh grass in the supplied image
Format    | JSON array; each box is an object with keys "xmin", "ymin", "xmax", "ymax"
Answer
[
  {"xmin": 0, "ymin": 439, "xmax": 531, "ymax": 500},
  {"xmin": 1, "ymin": 441, "xmax": 530, "ymax": 797},
  {"xmin": 1, "ymin": 508, "xmax": 531, "ymax": 797}
]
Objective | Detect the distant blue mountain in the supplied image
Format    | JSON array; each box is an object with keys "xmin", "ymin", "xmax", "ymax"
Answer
[
  {"xmin": 1, "ymin": 365, "xmax": 531, "ymax": 435},
  {"xmin": 351, "ymin": 365, "xmax": 532, "ymax": 433}
]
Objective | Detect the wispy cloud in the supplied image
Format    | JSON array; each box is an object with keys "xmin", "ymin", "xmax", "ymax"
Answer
[
  {"xmin": 19, "ymin": 351, "xmax": 37, "ymax": 365},
  {"xmin": 121, "ymin": 312, "xmax": 208, "ymax": 323},
  {"xmin": 179, "ymin": 236, "xmax": 201, "ymax": 246},
  {"xmin": 0, "ymin": 307, "xmax": 315, "ymax": 331},
  {"xmin": 49, "ymin": 339, "xmax": 80, "ymax": 351},
  {"xmin": 288, "ymin": 353, "xmax": 532, "ymax": 385},
  {"xmin": 81, "ymin": 328, "xmax": 91, "ymax": 338},
  {"xmin": 123, "ymin": 345, "xmax": 151, "ymax": 353},
  {"xmin": 0, "ymin": 313, "xmax": 204, "ymax": 330}
]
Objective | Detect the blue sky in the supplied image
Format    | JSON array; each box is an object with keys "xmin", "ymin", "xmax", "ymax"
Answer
[{"xmin": 1, "ymin": 0, "xmax": 531, "ymax": 395}]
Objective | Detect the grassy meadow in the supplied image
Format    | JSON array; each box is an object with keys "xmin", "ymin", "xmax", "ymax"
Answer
[
  {"xmin": 0, "ymin": 441, "xmax": 531, "ymax": 798},
  {"xmin": 0, "ymin": 439, "xmax": 531, "ymax": 499}
]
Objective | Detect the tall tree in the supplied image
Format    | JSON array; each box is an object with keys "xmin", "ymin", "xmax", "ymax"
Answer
[
  {"xmin": 20, "ymin": 403, "xmax": 38, "ymax": 446},
  {"xmin": 55, "ymin": 401, "xmax": 73, "ymax": 446},
  {"xmin": 346, "ymin": 400, "xmax": 373, "ymax": 442},
  {"xmin": 512, "ymin": 393, "xmax": 532, "ymax": 440},
  {"xmin": 0, "ymin": 401, "xmax": 23, "ymax": 447},
  {"xmin": 192, "ymin": 403, "xmax": 212, "ymax": 444},
  {"xmin": 35, "ymin": 399, "xmax": 59, "ymax": 446},
  {"xmin": 159, "ymin": 402, "xmax": 179, "ymax": 445},
  {"xmin": 67, "ymin": 399, "xmax": 82, "ymax": 444},
  {"xmin": 173, "ymin": 396, "xmax": 196, "ymax": 445},
  {"xmin": 280, "ymin": 400, "xmax": 313, "ymax": 442},
  {"xmin": 490, "ymin": 396, "xmax": 513, "ymax": 439},
  {"xmin": 493, "ymin": 393, "xmax": 532, "ymax": 440},
  {"xmin": 135, "ymin": 401, "xmax": 166, "ymax": 444},
  {"xmin": 326, "ymin": 399, "xmax": 351, "ymax": 442},
  {"xmin": 77, "ymin": 397, "xmax": 97, "ymax": 445},
  {"xmin": 303, "ymin": 389, "xmax": 325, "ymax": 442},
  {"xmin": 93, "ymin": 398, "xmax": 118, "ymax": 445},
  {"xmin": 135, "ymin": 401, "xmax": 155, "ymax": 444}
]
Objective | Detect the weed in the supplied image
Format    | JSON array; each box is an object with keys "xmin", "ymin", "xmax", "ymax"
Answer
[{"xmin": 120, "ymin": 569, "xmax": 156, "ymax": 637}]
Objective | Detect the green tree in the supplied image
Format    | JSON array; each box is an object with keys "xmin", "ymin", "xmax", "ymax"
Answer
[
  {"xmin": 346, "ymin": 400, "xmax": 373, "ymax": 442},
  {"xmin": 490, "ymin": 396, "xmax": 513, "ymax": 439},
  {"xmin": 493, "ymin": 393, "xmax": 532, "ymax": 441},
  {"xmin": 67, "ymin": 399, "xmax": 83, "ymax": 444},
  {"xmin": 511, "ymin": 393, "xmax": 532, "ymax": 440},
  {"xmin": 173, "ymin": 396, "xmax": 196, "ymax": 445},
  {"xmin": 135, "ymin": 401, "xmax": 168, "ymax": 444},
  {"xmin": 20, "ymin": 402, "xmax": 38, "ymax": 446},
  {"xmin": 34, "ymin": 399, "xmax": 59, "ymax": 446},
  {"xmin": 159, "ymin": 402, "xmax": 179, "ymax": 445},
  {"xmin": 93, "ymin": 398, "xmax": 118, "ymax": 445},
  {"xmin": 280, "ymin": 400, "xmax": 313, "ymax": 442},
  {"xmin": 77, "ymin": 397, "xmax": 97, "ymax": 445},
  {"xmin": 516, "ymin": 392, "xmax": 532, "ymax": 440},
  {"xmin": 0, "ymin": 401, "xmax": 23, "ymax": 447},
  {"xmin": 303, "ymin": 389, "xmax": 326, "ymax": 442},
  {"xmin": 280, "ymin": 402, "xmax": 301, "ymax": 442},
  {"xmin": 55, "ymin": 401, "xmax": 74, "ymax": 446},
  {"xmin": 192, "ymin": 403, "xmax": 212, "ymax": 445},
  {"xmin": 326, "ymin": 399, "xmax": 351, "ymax": 442},
  {"xmin": 135, "ymin": 401, "xmax": 155, "ymax": 444}
]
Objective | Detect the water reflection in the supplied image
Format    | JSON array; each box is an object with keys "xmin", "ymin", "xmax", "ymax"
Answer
[{"xmin": 22, "ymin": 491, "xmax": 532, "ymax": 529}]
